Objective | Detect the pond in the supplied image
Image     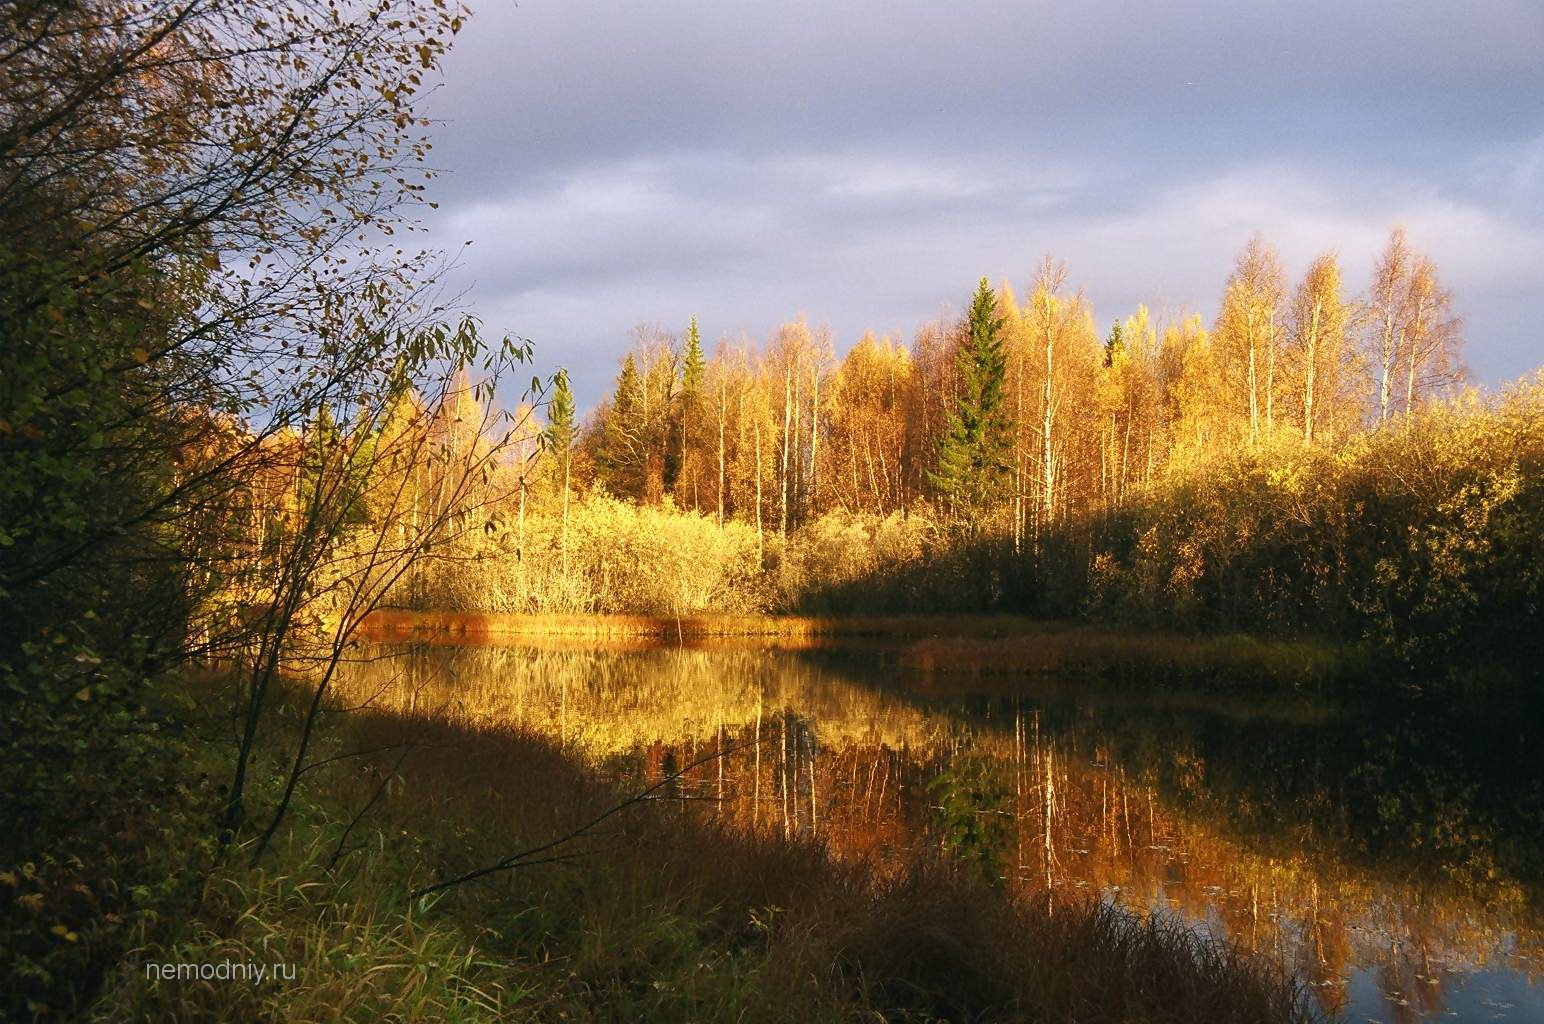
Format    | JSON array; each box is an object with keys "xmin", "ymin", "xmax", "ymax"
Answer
[{"xmin": 337, "ymin": 637, "xmax": 1544, "ymax": 1023}]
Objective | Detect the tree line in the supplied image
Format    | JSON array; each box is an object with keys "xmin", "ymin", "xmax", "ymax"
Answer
[
  {"xmin": 565, "ymin": 231, "xmax": 1463, "ymax": 540},
  {"xmin": 511, "ymin": 235, "xmax": 1535, "ymax": 672}
]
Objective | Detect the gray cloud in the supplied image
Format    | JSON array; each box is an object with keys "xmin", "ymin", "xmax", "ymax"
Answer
[{"xmin": 418, "ymin": 1, "xmax": 1544, "ymax": 406}]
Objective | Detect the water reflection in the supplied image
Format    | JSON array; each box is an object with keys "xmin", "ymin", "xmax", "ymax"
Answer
[{"xmin": 335, "ymin": 640, "xmax": 1543, "ymax": 1023}]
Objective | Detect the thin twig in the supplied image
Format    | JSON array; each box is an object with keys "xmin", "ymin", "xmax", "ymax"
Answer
[
  {"xmin": 326, "ymin": 744, "xmax": 413, "ymax": 872},
  {"xmin": 409, "ymin": 735, "xmax": 763, "ymax": 900}
]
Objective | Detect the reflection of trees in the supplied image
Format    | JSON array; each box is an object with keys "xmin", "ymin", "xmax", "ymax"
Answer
[
  {"xmin": 334, "ymin": 643, "xmax": 1541, "ymax": 1021},
  {"xmin": 1113, "ymin": 698, "xmax": 1542, "ymax": 901},
  {"xmin": 336, "ymin": 642, "xmax": 973, "ymax": 754}
]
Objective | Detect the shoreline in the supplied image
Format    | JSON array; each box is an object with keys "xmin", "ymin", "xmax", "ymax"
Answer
[
  {"xmin": 356, "ymin": 609, "xmax": 1356, "ymax": 685},
  {"xmin": 357, "ymin": 608, "xmax": 1052, "ymax": 641}
]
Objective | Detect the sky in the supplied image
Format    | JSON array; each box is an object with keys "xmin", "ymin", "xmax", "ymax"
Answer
[{"xmin": 417, "ymin": 0, "xmax": 1544, "ymax": 408}]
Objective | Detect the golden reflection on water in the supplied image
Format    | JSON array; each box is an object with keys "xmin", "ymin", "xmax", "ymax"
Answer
[{"xmin": 335, "ymin": 640, "xmax": 1543, "ymax": 1023}]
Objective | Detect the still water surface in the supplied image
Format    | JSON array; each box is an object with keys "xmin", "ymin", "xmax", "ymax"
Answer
[{"xmin": 340, "ymin": 638, "xmax": 1543, "ymax": 1023}]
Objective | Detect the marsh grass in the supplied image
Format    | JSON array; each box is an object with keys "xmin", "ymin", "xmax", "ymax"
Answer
[
  {"xmin": 362, "ymin": 609, "xmax": 1359, "ymax": 692},
  {"xmin": 90, "ymin": 676, "xmax": 1320, "ymax": 1023},
  {"xmin": 897, "ymin": 628, "xmax": 1357, "ymax": 688},
  {"xmin": 359, "ymin": 608, "xmax": 1042, "ymax": 642}
]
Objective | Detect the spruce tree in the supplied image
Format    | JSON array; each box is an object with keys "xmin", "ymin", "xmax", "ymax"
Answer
[
  {"xmin": 546, "ymin": 369, "xmax": 576, "ymax": 463},
  {"xmin": 682, "ymin": 315, "xmax": 705, "ymax": 396},
  {"xmin": 676, "ymin": 315, "xmax": 706, "ymax": 508},
  {"xmin": 599, "ymin": 353, "xmax": 645, "ymax": 497},
  {"xmin": 931, "ymin": 278, "xmax": 1013, "ymax": 521},
  {"xmin": 1103, "ymin": 321, "xmax": 1124, "ymax": 368},
  {"xmin": 547, "ymin": 369, "xmax": 576, "ymax": 569}
]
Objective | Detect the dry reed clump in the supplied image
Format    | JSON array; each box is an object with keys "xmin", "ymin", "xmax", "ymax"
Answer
[{"xmin": 391, "ymin": 494, "xmax": 770, "ymax": 616}]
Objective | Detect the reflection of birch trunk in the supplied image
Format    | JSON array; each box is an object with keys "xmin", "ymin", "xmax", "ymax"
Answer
[
  {"xmin": 1042, "ymin": 747, "xmax": 1057, "ymax": 878},
  {"xmin": 1014, "ymin": 702, "xmax": 1025, "ymax": 882},
  {"xmin": 874, "ymin": 753, "xmax": 888, "ymax": 823},
  {"xmin": 808, "ymin": 730, "xmax": 817, "ymax": 834},
  {"xmin": 1120, "ymin": 767, "xmax": 1131, "ymax": 857},
  {"xmin": 753, "ymin": 695, "xmax": 762, "ymax": 829},
  {"xmin": 780, "ymin": 713, "xmax": 790, "ymax": 839},
  {"xmin": 1014, "ymin": 705, "xmax": 1023, "ymax": 798},
  {"xmin": 864, "ymin": 755, "xmax": 879, "ymax": 821},
  {"xmin": 678, "ymin": 741, "xmax": 689, "ymax": 816},
  {"xmin": 1310, "ymin": 879, "xmax": 1323, "ymax": 967},
  {"xmin": 1101, "ymin": 758, "xmax": 1109, "ymax": 846}
]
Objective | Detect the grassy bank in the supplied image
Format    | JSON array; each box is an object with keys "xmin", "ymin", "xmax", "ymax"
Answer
[
  {"xmin": 359, "ymin": 608, "xmax": 1043, "ymax": 641},
  {"xmin": 361, "ymin": 609, "xmax": 1363, "ymax": 691},
  {"xmin": 76, "ymin": 678, "xmax": 1317, "ymax": 1023},
  {"xmin": 896, "ymin": 630, "xmax": 1358, "ymax": 688}
]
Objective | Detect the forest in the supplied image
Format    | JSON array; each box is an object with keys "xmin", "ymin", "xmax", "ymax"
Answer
[
  {"xmin": 356, "ymin": 238, "xmax": 1540, "ymax": 671},
  {"xmin": 1, "ymin": 1, "xmax": 1539, "ymax": 1022}
]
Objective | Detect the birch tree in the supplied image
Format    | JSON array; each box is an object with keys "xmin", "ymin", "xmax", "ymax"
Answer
[{"xmin": 1214, "ymin": 236, "xmax": 1285, "ymax": 441}]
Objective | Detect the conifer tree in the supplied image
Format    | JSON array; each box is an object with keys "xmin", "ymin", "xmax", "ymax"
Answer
[
  {"xmin": 1103, "ymin": 321, "xmax": 1125, "ymax": 368},
  {"xmin": 682, "ymin": 315, "xmax": 706, "ymax": 397},
  {"xmin": 546, "ymin": 369, "xmax": 576, "ymax": 569},
  {"xmin": 931, "ymin": 278, "xmax": 1014, "ymax": 521},
  {"xmin": 599, "ymin": 353, "xmax": 646, "ymax": 497},
  {"xmin": 677, "ymin": 315, "xmax": 706, "ymax": 508},
  {"xmin": 546, "ymin": 370, "xmax": 576, "ymax": 468}
]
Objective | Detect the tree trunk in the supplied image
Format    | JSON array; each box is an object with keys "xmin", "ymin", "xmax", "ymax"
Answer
[
  {"xmin": 559, "ymin": 457, "xmax": 569, "ymax": 577},
  {"xmin": 780, "ymin": 369, "xmax": 791, "ymax": 540},
  {"xmin": 808, "ymin": 365, "xmax": 820, "ymax": 515},
  {"xmin": 1042, "ymin": 325, "xmax": 1055, "ymax": 521},
  {"xmin": 754, "ymin": 419, "xmax": 764, "ymax": 561},
  {"xmin": 716, "ymin": 377, "xmax": 726, "ymax": 526},
  {"xmin": 1247, "ymin": 307, "xmax": 1259, "ymax": 441},
  {"xmin": 1266, "ymin": 319, "xmax": 1276, "ymax": 433},
  {"xmin": 1303, "ymin": 298, "xmax": 1322, "ymax": 447}
]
